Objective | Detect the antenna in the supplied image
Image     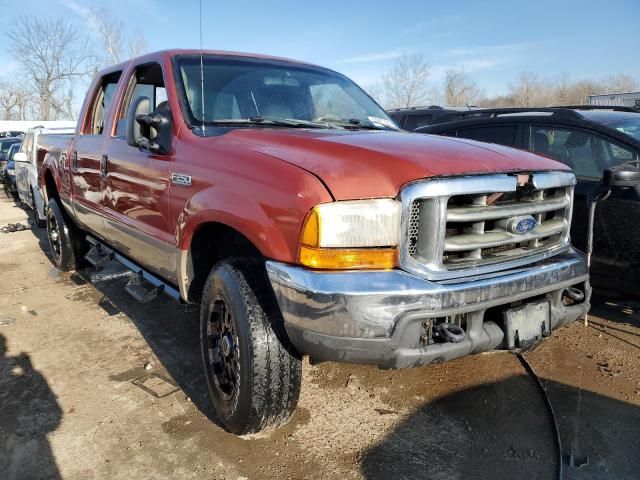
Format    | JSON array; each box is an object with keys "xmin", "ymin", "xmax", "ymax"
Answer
[{"xmin": 199, "ymin": 0, "xmax": 205, "ymax": 134}]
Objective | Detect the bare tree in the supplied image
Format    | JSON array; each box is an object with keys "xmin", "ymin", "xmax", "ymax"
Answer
[
  {"xmin": 603, "ymin": 73, "xmax": 638, "ymax": 94},
  {"xmin": 570, "ymin": 79, "xmax": 605, "ymax": 104},
  {"xmin": 508, "ymin": 72, "xmax": 548, "ymax": 107},
  {"xmin": 7, "ymin": 16, "xmax": 94, "ymax": 120},
  {"xmin": 89, "ymin": 8, "xmax": 124, "ymax": 65},
  {"xmin": 382, "ymin": 53, "xmax": 434, "ymax": 109},
  {"xmin": 444, "ymin": 68, "xmax": 479, "ymax": 106},
  {"xmin": 89, "ymin": 8, "xmax": 149, "ymax": 67},
  {"xmin": 127, "ymin": 30, "xmax": 150, "ymax": 59}
]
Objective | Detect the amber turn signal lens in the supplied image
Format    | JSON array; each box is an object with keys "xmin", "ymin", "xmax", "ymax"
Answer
[{"xmin": 299, "ymin": 245, "xmax": 397, "ymax": 270}]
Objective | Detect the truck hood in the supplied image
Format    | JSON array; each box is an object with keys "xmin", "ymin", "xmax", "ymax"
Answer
[{"xmin": 225, "ymin": 129, "xmax": 569, "ymax": 200}]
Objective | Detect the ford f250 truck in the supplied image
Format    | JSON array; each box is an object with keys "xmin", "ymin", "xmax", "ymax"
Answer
[{"xmin": 41, "ymin": 49, "xmax": 590, "ymax": 434}]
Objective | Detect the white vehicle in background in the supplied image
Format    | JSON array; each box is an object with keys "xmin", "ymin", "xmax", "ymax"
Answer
[
  {"xmin": 14, "ymin": 125, "xmax": 75, "ymax": 227},
  {"xmin": 589, "ymin": 91, "xmax": 640, "ymax": 110}
]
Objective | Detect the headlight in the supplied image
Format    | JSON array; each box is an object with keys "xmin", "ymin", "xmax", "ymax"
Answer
[
  {"xmin": 298, "ymin": 199, "xmax": 401, "ymax": 270},
  {"xmin": 7, "ymin": 169, "xmax": 14, "ymax": 176}
]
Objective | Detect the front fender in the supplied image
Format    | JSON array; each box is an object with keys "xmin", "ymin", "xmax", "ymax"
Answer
[{"xmin": 176, "ymin": 179, "xmax": 332, "ymax": 263}]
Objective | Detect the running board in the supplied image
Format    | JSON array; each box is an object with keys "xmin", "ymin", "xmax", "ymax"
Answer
[
  {"xmin": 125, "ymin": 272, "xmax": 164, "ymax": 303},
  {"xmin": 85, "ymin": 244, "xmax": 114, "ymax": 267},
  {"xmin": 85, "ymin": 236, "xmax": 181, "ymax": 302}
]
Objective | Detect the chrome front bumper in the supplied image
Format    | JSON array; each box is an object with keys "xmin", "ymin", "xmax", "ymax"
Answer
[{"xmin": 266, "ymin": 250, "xmax": 590, "ymax": 368}]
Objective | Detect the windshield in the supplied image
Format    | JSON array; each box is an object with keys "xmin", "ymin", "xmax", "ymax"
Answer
[
  {"xmin": 7, "ymin": 144, "xmax": 19, "ymax": 160},
  {"xmin": 0, "ymin": 141, "xmax": 17, "ymax": 154},
  {"xmin": 175, "ymin": 55, "xmax": 397, "ymax": 130},
  {"xmin": 609, "ymin": 118, "xmax": 640, "ymax": 141}
]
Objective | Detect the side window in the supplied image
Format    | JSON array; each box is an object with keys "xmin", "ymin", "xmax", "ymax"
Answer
[
  {"xmin": 115, "ymin": 63, "xmax": 167, "ymax": 138},
  {"xmin": 404, "ymin": 115, "xmax": 434, "ymax": 130},
  {"xmin": 456, "ymin": 125, "xmax": 518, "ymax": 147},
  {"xmin": 83, "ymin": 71, "xmax": 122, "ymax": 135},
  {"xmin": 20, "ymin": 133, "xmax": 33, "ymax": 159},
  {"xmin": 530, "ymin": 127, "xmax": 623, "ymax": 179},
  {"xmin": 601, "ymin": 139, "xmax": 638, "ymax": 166}
]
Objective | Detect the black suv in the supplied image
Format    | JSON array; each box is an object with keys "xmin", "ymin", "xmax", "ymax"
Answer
[{"xmin": 417, "ymin": 107, "xmax": 640, "ymax": 293}]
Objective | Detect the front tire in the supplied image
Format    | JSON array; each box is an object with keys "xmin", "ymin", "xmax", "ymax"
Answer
[
  {"xmin": 200, "ymin": 259, "xmax": 302, "ymax": 434},
  {"xmin": 46, "ymin": 198, "xmax": 86, "ymax": 271}
]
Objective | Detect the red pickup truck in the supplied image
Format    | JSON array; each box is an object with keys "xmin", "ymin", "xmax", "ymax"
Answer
[{"xmin": 41, "ymin": 49, "xmax": 590, "ymax": 434}]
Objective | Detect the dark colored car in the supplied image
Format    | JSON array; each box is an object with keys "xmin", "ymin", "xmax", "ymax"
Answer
[
  {"xmin": 417, "ymin": 106, "xmax": 640, "ymax": 292},
  {"xmin": 387, "ymin": 105, "xmax": 474, "ymax": 130},
  {"xmin": 0, "ymin": 130, "xmax": 24, "ymax": 138},
  {"xmin": 2, "ymin": 142, "xmax": 20, "ymax": 193},
  {"xmin": 0, "ymin": 137, "xmax": 23, "ymax": 181}
]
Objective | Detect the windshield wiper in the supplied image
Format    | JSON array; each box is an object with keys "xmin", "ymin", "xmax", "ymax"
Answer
[
  {"xmin": 323, "ymin": 118, "xmax": 398, "ymax": 131},
  {"xmin": 210, "ymin": 117, "xmax": 331, "ymax": 129}
]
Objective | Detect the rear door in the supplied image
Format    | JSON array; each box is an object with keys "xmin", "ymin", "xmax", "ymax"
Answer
[
  {"xmin": 71, "ymin": 71, "xmax": 122, "ymax": 238},
  {"xmin": 102, "ymin": 61, "xmax": 174, "ymax": 280}
]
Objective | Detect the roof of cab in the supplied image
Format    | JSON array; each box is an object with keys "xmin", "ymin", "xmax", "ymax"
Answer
[{"xmin": 97, "ymin": 49, "xmax": 322, "ymax": 77}]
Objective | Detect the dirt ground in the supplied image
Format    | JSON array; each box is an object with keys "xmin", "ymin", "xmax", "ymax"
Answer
[{"xmin": 1, "ymin": 193, "xmax": 639, "ymax": 480}]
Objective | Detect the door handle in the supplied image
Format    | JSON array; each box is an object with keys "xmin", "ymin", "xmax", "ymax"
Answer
[{"xmin": 101, "ymin": 154, "xmax": 108, "ymax": 178}]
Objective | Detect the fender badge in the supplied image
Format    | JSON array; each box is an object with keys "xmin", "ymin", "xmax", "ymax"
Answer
[{"xmin": 171, "ymin": 173, "xmax": 192, "ymax": 187}]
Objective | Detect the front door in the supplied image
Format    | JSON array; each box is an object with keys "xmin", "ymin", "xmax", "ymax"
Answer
[
  {"xmin": 103, "ymin": 62, "xmax": 174, "ymax": 281},
  {"xmin": 529, "ymin": 125, "xmax": 640, "ymax": 285}
]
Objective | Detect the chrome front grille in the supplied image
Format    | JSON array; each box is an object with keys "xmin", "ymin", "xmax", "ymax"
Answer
[{"xmin": 400, "ymin": 172, "xmax": 576, "ymax": 280}]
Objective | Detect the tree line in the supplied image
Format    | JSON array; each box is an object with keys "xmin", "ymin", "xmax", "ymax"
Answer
[
  {"xmin": 0, "ymin": 9, "xmax": 148, "ymax": 121},
  {"xmin": 1, "ymin": 20, "xmax": 637, "ymax": 121},
  {"xmin": 368, "ymin": 53, "xmax": 638, "ymax": 110}
]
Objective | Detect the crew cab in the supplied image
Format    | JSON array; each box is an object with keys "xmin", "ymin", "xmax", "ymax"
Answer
[{"xmin": 41, "ymin": 49, "xmax": 590, "ymax": 435}]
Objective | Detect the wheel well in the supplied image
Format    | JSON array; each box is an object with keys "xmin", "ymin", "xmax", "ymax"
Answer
[
  {"xmin": 188, "ymin": 222, "xmax": 263, "ymax": 302},
  {"xmin": 44, "ymin": 170, "xmax": 58, "ymax": 204}
]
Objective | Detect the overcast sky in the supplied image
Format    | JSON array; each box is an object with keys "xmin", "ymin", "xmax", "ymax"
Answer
[{"xmin": 0, "ymin": 0, "xmax": 638, "ymax": 97}]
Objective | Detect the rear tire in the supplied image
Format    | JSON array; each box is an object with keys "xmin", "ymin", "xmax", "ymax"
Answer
[
  {"xmin": 46, "ymin": 198, "xmax": 87, "ymax": 271},
  {"xmin": 200, "ymin": 258, "xmax": 302, "ymax": 434}
]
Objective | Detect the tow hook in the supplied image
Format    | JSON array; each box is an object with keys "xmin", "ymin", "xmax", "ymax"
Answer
[
  {"xmin": 435, "ymin": 323, "xmax": 466, "ymax": 343},
  {"xmin": 563, "ymin": 286, "xmax": 585, "ymax": 303}
]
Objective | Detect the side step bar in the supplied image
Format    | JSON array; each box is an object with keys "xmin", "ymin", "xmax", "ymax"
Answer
[
  {"xmin": 84, "ymin": 236, "xmax": 181, "ymax": 302},
  {"xmin": 125, "ymin": 272, "xmax": 164, "ymax": 303},
  {"xmin": 85, "ymin": 244, "xmax": 114, "ymax": 267}
]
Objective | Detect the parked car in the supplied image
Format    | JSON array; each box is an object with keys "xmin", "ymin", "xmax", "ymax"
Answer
[
  {"xmin": 0, "ymin": 130, "xmax": 24, "ymax": 138},
  {"xmin": 417, "ymin": 107, "xmax": 640, "ymax": 292},
  {"xmin": 388, "ymin": 105, "xmax": 482, "ymax": 130},
  {"xmin": 41, "ymin": 49, "xmax": 590, "ymax": 434},
  {"xmin": 0, "ymin": 137, "xmax": 23, "ymax": 179},
  {"xmin": 2, "ymin": 142, "xmax": 21, "ymax": 194},
  {"xmin": 14, "ymin": 126, "xmax": 75, "ymax": 227}
]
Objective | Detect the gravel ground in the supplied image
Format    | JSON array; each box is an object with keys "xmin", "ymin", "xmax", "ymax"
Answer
[{"xmin": 1, "ymin": 193, "xmax": 639, "ymax": 480}]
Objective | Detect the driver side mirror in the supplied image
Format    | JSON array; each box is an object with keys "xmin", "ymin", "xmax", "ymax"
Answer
[
  {"xmin": 603, "ymin": 162, "xmax": 640, "ymax": 188},
  {"xmin": 13, "ymin": 152, "xmax": 27, "ymax": 163},
  {"xmin": 126, "ymin": 96, "xmax": 172, "ymax": 155}
]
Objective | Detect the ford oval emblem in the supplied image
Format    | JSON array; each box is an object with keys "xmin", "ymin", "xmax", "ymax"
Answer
[{"xmin": 507, "ymin": 216, "xmax": 537, "ymax": 235}]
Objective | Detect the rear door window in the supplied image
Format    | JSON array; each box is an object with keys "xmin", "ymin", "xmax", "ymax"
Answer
[
  {"xmin": 456, "ymin": 125, "xmax": 519, "ymax": 147},
  {"xmin": 83, "ymin": 71, "xmax": 122, "ymax": 135}
]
